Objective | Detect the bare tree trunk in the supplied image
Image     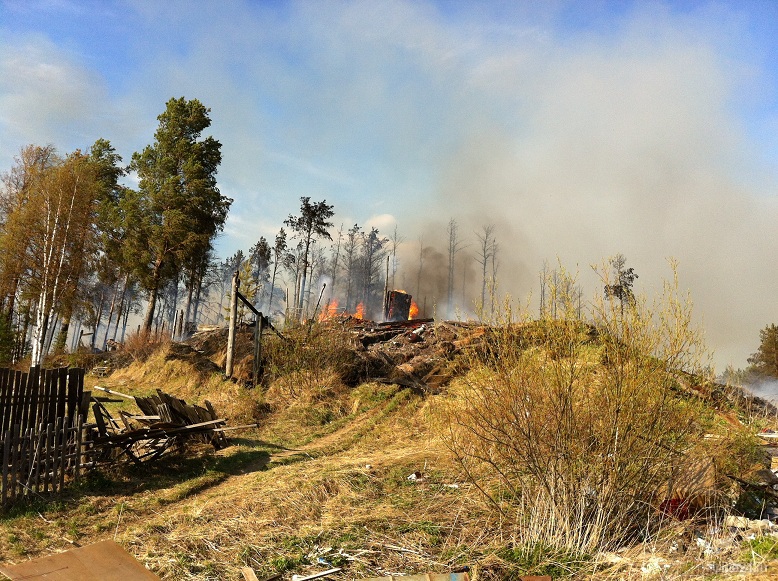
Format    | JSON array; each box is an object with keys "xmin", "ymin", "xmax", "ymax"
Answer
[
  {"xmin": 102, "ymin": 284, "xmax": 119, "ymax": 350},
  {"xmin": 142, "ymin": 258, "xmax": 164, "ymax": 333},
  {"xmin": 112, "ymin": 273, "xmax": 130, "ymax": 341}
]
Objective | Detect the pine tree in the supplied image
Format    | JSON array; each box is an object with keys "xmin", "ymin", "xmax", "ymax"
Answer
[
  {"xmin": 129, "ymin": 97, "xmax": 232, "ymax": 333},
  {"xmin": 748, "ymin": 324, "xmax": 778, "ymax": 378}
]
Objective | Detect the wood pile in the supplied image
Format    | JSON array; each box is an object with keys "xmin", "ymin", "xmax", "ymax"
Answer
[{"xmin": 90, "ymin": 387, "xmax": 231, "ymax": 465}]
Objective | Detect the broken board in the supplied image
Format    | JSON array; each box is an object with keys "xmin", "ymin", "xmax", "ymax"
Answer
[
  {"xmin": 0, "ymin": 540, "xmax": 160, "ymax": 580},
  {"xmin": 365, "ymin": 574, "xmax": 469, "ymax": 581}
]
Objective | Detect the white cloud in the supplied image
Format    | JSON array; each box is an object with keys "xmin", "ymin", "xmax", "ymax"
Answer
[{"xmin": 0, "ymin": 35, "xmax": 109, "ymax": 157}]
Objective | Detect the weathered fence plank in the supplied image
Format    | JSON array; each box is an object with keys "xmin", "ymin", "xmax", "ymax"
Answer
[{"xmin": 0, "ymin": 367, "xmax": 88, "ymax": 507}]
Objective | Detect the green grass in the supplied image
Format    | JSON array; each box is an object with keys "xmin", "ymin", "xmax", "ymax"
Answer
[{"xmin": 499, "ymin": 543, "xmax": 593, "ymax": 578}]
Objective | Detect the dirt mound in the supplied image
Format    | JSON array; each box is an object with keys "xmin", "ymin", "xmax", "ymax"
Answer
[
  {"xmin": 180, "ymin": 320, "xmax": 486, "ymax": 390},
  {"xmin": 165, "ymin": 342, "xmax": 223, "ymax": 375}
]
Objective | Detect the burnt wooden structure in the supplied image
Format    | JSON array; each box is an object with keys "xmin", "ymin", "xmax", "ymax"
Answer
[
  {"xmin": 91, "ymin": 387, "xmax": 229, "ymax": 464},
  {"xmin": 384, "ymin": 291, "xmax": 413, "ymax": 322}
]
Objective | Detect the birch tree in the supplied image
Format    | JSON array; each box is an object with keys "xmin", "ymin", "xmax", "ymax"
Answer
[{"xmin": 28, "ymin": 152, "xmax": 102, "ymax": 365}]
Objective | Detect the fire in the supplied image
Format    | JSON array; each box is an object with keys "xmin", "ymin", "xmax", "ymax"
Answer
[
  {"xmin": 354, "ymin": 302, "xmax": 365, "ymax": 320},
  {"xmin": 409, "ymin": 300, "xmax": 419, "ymax": 320},
  {"xmin": 318, "ymin": 299, "xmax": 339, "ymax": 321}
]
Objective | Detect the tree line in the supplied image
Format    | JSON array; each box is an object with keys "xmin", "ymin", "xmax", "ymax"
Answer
[
  {"xmin": 0, "ymin": 97, "xmax": 231, "ymax": 366},
  {"xmin": 0, "ymin": 96, "xmax": 507, "ymax": 366}
]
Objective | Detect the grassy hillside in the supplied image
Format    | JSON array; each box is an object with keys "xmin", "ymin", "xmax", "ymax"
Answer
[{"xmin": 1, "ymin": 307, "xmax": 778, "ymax": 580}]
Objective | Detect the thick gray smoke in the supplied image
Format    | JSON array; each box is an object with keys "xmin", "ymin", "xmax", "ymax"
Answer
[{"xmin": 2, "ymin": 1, "xmax": 776, "ymax": 370}]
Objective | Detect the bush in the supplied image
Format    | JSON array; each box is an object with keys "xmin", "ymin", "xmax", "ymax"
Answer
[
  {"xmin": 262, "ymin": 322, "xmax": 356, "ymax": 400},
  {"xmin": 121, "ymin": 330, "xmax": 171, "ymax": 363},
  {"xmin": 442, "ymin": 261, "xmax": 741, "ymax": 557}
]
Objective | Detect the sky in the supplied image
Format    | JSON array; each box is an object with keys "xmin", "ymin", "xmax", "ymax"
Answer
[{"xmin": 1, "ymin": 0, "xmax": 778, "ymax": 371}]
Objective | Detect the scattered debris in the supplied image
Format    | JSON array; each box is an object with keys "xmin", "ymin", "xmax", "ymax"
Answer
[
  {"xmin": 291, "ymin": 567, "xmax": 342, "ymax": 581},
  {"xmin": 364, "ymin": 574, "xmax": 469, "ymax": 581},
  {"xmin": 242, "ymin": 568, "xmax": 282, "ymax": 581}
]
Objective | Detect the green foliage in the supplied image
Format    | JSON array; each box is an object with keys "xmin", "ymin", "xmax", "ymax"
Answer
[
  {"xmin": 742, "ymin": 536, "xmax": 778, "ymax": 561},
  {"xmin": 499, "ymin": 543, "xmax": 592, "ymax": 578},
  {"xmin": 129, "ymin": 97, "xmax": 232, "ymax": 332},
  {"xmin": 747, "ymin": 323, "xmax": 778, "ymax": 378},
  {"xmin": 284, "ymin": 196, "xmax": 334, "ymax": 318},
  {"xmin": 0, "ymin": 312, "xmax": 15, "ymax": 366},
  {"xmin": 603, "ymin": 253, "xmax": 638, "ymax": 311}
]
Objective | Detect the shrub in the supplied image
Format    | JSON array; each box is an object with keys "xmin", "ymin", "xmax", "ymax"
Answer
[
  {"xmin": 262, "ymin": 322, "xmax": 356, "ymax": 400},
  {"xmin": 442, "ymin": 261, "xmax": 741, "ymax": 558},
  {"xmin": 121, "ymin": 330, "xmax": 171, "ymax": 363}
]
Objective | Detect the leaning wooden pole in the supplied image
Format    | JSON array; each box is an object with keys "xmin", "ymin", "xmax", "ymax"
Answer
[
  {"xmin": 253, "ymin": 313, "xmax": 264, "ymax": 388},
  {"xmin": 225, "ymin": 270, "xmax": 240, "ymax": 378}
]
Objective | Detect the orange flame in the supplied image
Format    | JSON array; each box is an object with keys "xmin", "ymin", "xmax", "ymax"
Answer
[
  {"xmin": 354, "ymin": 302, "xmax": 365, "ymax": 320},
  {"xmin": 409, "ymin": 300, "xmax": 419, "ymax": 320},
  {"xmin": 319, "ymin": 299, "xmax": 339, "ymax": 321}
]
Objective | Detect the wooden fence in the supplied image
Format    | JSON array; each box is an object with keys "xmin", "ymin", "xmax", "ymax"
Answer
[
  {"xmin": 0, "ymin": 367, "xmax": 86, "ymax": 439},
  {"xmin": 0, "ymin": 367, "xmax": 90, "ymax": 506},
  {"xmin": 1, "ymin": 415, "xmax": 87, "ymax": 505}
]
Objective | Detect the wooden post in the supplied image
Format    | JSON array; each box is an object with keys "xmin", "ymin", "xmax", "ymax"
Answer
[
  {"xmin": 383, "ymin": 255, "xmax": 390, "ymax": 321},
  {"xmin": 225, "ymin": 270, "xmax": 240, "ymax": 378},
  {"xmin": 253, "ymin": 313, "xmax": 265, "ymax": 388}
]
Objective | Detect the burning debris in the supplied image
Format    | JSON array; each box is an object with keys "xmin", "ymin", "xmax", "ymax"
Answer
[
  {"xmin": 384, "ymin": 290, "xmax": 413, "ymax": 322},
  {"xmin": 317, "ymin": 289, "xmax": 420, "ymax": 324}
]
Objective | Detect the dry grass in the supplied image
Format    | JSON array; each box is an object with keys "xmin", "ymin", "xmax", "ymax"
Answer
[{"xmin": 1, "ymin": 279, "xmax": 776, "ymax": 580}]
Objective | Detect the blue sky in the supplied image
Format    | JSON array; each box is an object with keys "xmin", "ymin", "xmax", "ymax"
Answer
[{"xmin": 1, "ymin": 0, "xmax": 778, "ymax": 370}]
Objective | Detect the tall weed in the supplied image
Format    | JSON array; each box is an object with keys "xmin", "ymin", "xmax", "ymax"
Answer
[{"xmin": 443, "ymin": 261, "xmax": 747, "ymax": 558}]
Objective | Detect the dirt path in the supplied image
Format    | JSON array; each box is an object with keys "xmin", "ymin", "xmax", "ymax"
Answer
[{"xmin": 268, "ymin": 400, "xmax": 391, "ymax": 461}]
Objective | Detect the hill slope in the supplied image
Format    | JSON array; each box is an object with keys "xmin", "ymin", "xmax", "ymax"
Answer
[{"xmin": 2, "ymin": 319, "xmax": 778, "ymax": 580}]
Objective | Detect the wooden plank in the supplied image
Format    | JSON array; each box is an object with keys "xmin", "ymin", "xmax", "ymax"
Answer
[
  {"xmin": 242, "ymin": 567, "xmax": 261, "ymax": 581},
  {"xmin": 134, "ymin": 396, "xmax": 156, "ymax": 416},
  {"xmin": 2, "ymin": 432, "xmax": 9, "ymax": 505},
  {"xmin": 32, "ymin": 424, "xmax": 46, "ymax": 495},
  {"xmin": 73, "ymin": 416, "xmax": 83, "ymax": 483},
  {"xmin": 16, "ymin": 428, "xmax": 32, "ymax": 496},
  {"xmin": 79, "ymin": 390, "xmax": 92, "ymax": 419},
  {"xmin": 93, "ymin": 402, "xmax": 109, "ymax": 437},
  {"xmin": 8, "ymin": 371, "xmax": 22, "ymax": 442},
  {"xmin": 58, "ymin": 417, "xmax": 67, "ymax": 493},
  {"xmin": 0, "ymin": 539, "xmax": 162, "ymax": 580},
  {"xmin": 27, "ymin": 366, "xmax": 41, "ymax": 434},
  {"xmin": 17, "ymin": 371, "xmax": 31, "ymax": 439},
  {"xmin": 93, "ymin": 386, "xmax": 136, "ymax": 400},
  {"xmin": 56, "ymin": 368, "xmax": 68, "ymax": 420},
  {"xmin": 9, "ymin": 424, "xmax": 20, "ymax": 502},
  {"xmin": 44, "ymin": 369, "xmax": 57, "ymax": 426},
  {"xmin": 364, "ymin": 575, "xmax": 470, "ymax": 581},
  {"xmin": 74, "ymin": 368, "xmax": 85, "ymax": 417},
  {"xmin": 67, "ymin": 368, "xmax": 79, "ymax": 419},
  {"xmin": 43, "ymin": 422, "xmax": 53, "ymax": 494}
]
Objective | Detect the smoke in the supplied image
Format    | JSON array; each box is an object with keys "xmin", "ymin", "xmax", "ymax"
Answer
[
  {"xmin": 385, "ymin": 3, "xmax": 778, "ymax": 370},
  {"xmin": 3, "ymin": 1, "xmax": 778, "ymax": 370},
  {"xmin": 745, "ymin": 379, "xmax": 778, "ymax": 403}
]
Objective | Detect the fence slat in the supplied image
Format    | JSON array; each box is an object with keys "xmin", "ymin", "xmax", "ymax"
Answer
[
  {"xmin": 73, "ymin": 416, "xmax": 83, "ymax": 483},
  {"xmin": 32, "ymin": 423, "xmax": 45, "ymax": 495},
  {"xmin": 28, "ymin": 366, "xmax": 41, "ymax": 433},
  {"xmin": 0, "ymin": 367, "xmax": 88, "ymax": 506},
  {"xmin": 2, "ymin": 432, "xmax": 9, "ymax": 505}
]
